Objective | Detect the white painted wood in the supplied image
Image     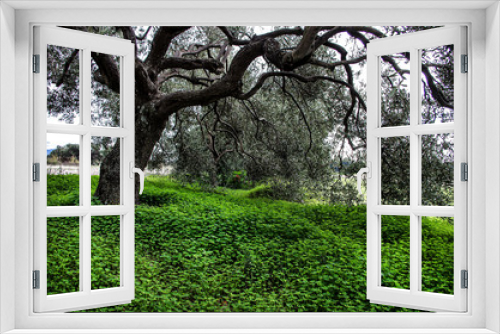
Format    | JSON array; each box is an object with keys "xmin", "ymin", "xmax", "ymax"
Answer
[
  {"xmin": 46, "ymin": 124, "xmax": 131, "ymax": 137},
  {"xmin": 366, "ymin": 26, "xmax": 467, "ymax": 312},
  {"xmin": 46, "ymin": 206, "xmax": 130, "ymax": 217},
  {"xmin": 453, "ymin": 25, "xmax": 469, "ymax": 314},
  {"xmin": 4, "ymin": 0, "xmax": 497, "ymax": 10},
  {"xmin": 485, "ymin": 3, "xmax": 500, "ymax": 332},
  {"xmin": 366, "ymin": 37, "xmax": 379, "ymax": 305},
  {"xmin": 33, "ymin": 26, "xmax": 135, "ymax": 313},
  {"xmin": 10, "ymin": 6, "xmax": 487, "ymax": 333},
  {"xmin": 372, "ymin": 123, "xmax": 455, "ymax": 137},
  {"xmin": 0, "ymin": 329, "xmax": 498, "ymax": 334},
  {"xmin": 409, "ymin": 47, "xmax": 420, "ymax": 295},
  {"xmin": 121, "ymin": 43, "xmax": 135, "ymax": 299},
  {"xmin": 1, "ymin": 329, "xmax": 498, "ymax": 334},
  {"xmin": 412, "ymin": 123, "xmax": 455, "ymax": 135},
  {"xmin": 372, "ymin": 205, "xmax": 454, "ymax": 217},
  {"xmin": 0, "ymin": 2, "xmax": 17, "ymax": 333}
]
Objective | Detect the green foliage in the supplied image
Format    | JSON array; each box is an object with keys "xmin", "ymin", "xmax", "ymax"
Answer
[
  {"xmin": 47, "ymin": 217, "xmax": 80, "ymax": 295},
  {"xmin": 240, "ymin": 184, "xmax": 273, "ymax": 199},
  {"xmin": 47, "ymin": 175, "xmax": 80, "ymax": 206},
  {"xmin": 226, "ymin": 170, "xmax": 248, "ymax": 189},
  {"xmin": 47, "ymin": 143, "xmax": 79, "ymax": 164},
  {"xmin": 46, "ymin": 176, "xmax": 453, "ymax": 313},
  {"xmin": 46, "ymin": 175, "xmax": 102, "ymax": 206},
  {"xmin": 381, "ymin": 216, "xmax": 411, "ymax": 289},
  {"xmin": 91, "ymin": 215, "xmax": 121, "ymax": 290},
  {"xmin": 421, "ymin": 217, "xmax": 454, "ymax": 293}
]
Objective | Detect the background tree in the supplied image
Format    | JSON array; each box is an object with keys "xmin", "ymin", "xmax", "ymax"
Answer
[{"xmin": 47, "ymin": 143, "xmax": 79, "ymax": 164}]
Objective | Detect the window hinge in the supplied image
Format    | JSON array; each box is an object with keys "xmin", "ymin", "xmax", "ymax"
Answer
[
  {"xmin": 33, "ymin": 270, "xmax": 40, "ymax": 289},
  {"xmin": 461, "ymin": 270, "xmax": 468, "ymax": 289},
  {"xmin": 33, "ymin": 54, "xmax": 40, "ymax": 73},
  {"xmin": 461, "ymin": 162, "xmax": 468, "ymax": 181},
  {"xmin": 33, "ymin": 163, "xmax": 40, "ymax": 182},
  {"xmin": 461, "ymin": 54, "xmax": 468, "ymax": 73}
]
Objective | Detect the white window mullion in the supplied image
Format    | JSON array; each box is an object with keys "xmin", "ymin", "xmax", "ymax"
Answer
[
  {"xmin": 413, "ymin": 123, "xmax": 455, "ymax": 135},
  {"xmin": 45, "ymin": 124, "xmax": 131, "ymax": 137},
  {"xmin": 366, "ymin": 48, "xmax": 380, "ymax": 298},
  {"xmin": 414, "ymin": 47, "xmax": 424, "ymax": 295},
  {"xmin": 372, "ymin": 205, "xmax": 411, "ymax": 215},
  {"xmin": 372, "ymin": 126, "xmax": 411, "ymax": 138},
  {"xmin": 81, "ymin": 48, "xmax": 92, "ymax": 295},
  {"xmin": 121, "ymin": 52, "xmax": 135, "ymax": 296},
  {"xmin": 372, "ymin": 205, "xmax": 454, "ymax": 217},
  {"xmin": 81, "ymin": 133, "xmax": 91, "ymax": 295},
  {"xmin": 82, "ymin": 48, "xmax": 91, "ymax": 210},
  {"xmin": 409, "ymin": 47, "xmax": 420, "ymax": 294}
]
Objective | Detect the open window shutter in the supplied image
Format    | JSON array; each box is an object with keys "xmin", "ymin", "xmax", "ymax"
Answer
[
  {"xmin": 33, "ymin": 26, "xmax": 135, "ymax": 312},
  {"xmin": 365, "ymin": 26, "xmax": 467, "ymax": 312}
]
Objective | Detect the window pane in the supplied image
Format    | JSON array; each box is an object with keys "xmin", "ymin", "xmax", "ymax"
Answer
[
  {"xmin": 47, "ymin": 133, "xmax": 80, "ymax": 206},
  {"xmin": 381, "ymin": 215, "xmax": 410, "ymax": 290},
  {"xmin": 381, "ymin": 136, "xmax": 410, "ymax": 205},
  {"xmin": 47, "ymin": 45, "xmax": 80, "ymax": 125},
  {"xmin": 91, "ymin": 215, "xmax": 121, "ymax": 290},
  {"xmin": 421, "ymin": 133, "xmax": 454, "ymax": 206},
  {"xmin": 47, "ymin": 216, "xmax": 80, "ymax": 295},
  {"xmin": 421, "ymin": 45, "xmax": 454, "ymax": 124},
  {"xmin": 380, "ymin": 53, "xmax": 410, "ymax": 127},
  {"xmin": 421, "ymin": 216, "xmax": 454, "ymax": 294},
  {"xmin": 91, "ymin": 52, "xmax": 121, "ymax": 127},
  {"xmin": 91, "ymin": 137, "xmax": 121, "ymax": 205}
]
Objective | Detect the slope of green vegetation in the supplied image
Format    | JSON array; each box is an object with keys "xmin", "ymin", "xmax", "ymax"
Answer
[{"xmin": 45, "ymin": 175, "xmax": 453, "ymax": 312}]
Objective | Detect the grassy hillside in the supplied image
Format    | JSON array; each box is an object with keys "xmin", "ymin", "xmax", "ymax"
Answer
[{"xmin": 45, "ymin": 175, "xmax": 454, "ymax": 312}]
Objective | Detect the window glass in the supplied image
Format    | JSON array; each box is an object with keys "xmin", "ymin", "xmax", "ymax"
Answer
[
  {"xmin": 380, "ymin": 53, "xmax": 410, "ymax": 127},
  {"xmin": 47, "ymin": 133, "xmax": 80, "ymax": 206},
  {"xmin": 47, "ymin": 45, "xmax": 81, "ymax": 125},
  {"xmin": 421, "ymin": 45, "xmax": 454, "ymax": 124}
]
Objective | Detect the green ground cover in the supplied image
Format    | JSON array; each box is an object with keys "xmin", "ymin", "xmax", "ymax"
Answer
[{"xmin": 46, "ymin": 175, "xmax": 454, "ymax": 312}]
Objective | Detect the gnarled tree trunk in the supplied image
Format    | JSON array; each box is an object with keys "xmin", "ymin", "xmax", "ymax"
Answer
[{"xmin": 95, "ymin": 103, "xmax": 175, "ymax": 204}]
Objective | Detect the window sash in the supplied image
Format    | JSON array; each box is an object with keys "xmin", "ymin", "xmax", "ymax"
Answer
[
  {"xmin": 366, "ymin": 26, "xmax": 467, "ymax": 312},
  {"xmin": 32, "ymin": 26, "xmax": 136, "ymax": 313}
]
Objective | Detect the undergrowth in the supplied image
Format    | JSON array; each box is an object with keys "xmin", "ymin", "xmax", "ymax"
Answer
[{"xmin": 45, "ymin": 175, "xmax": 453, "ymax": 312}]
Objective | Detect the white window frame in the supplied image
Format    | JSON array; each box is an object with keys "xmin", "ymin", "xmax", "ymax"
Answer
[
  {"xmin": 365, "ymin": 26, "xmax": 468, "ymax": 312},
  {"xmin": 33, "ymin": 26, "xmax": 136, "ymax": 313},
  {"xmin": 1, "ymin": 1, "xmax": 499, "ymax": 333}
]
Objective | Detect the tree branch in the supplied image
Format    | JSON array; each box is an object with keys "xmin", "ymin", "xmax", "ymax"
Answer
[
  {"xmin": 263, "ymin": 27, "xmax": 322, "ymax": 71},
  {"xmin": 238, "ymin": 71, "xmax": 366, "ymax": 110},
  {"xmin": 309, "ymin": 55, "xmax": 367, "ymax": 70},
  {"xmin": 159, "ymin": 73, "xmax": 213, "ymax": 87},
  {"xmin": 91, "ymin": 52, "xmax": 120, "ymax": 94},
  {"xmin": 181, "ymin": 43, "xmax": 223, "ymax": 57},
  {"xmin": 281, "ymin": 80, "xmax": 313, "ymax": 160},
  {"xmin": 422, "ymin": 65, "xmax": 453, "ymax": 109},
  {"xmin": 56, "ymin": 49, "xmax": 79, "ymax": 87},
  {"xmin": 145, "ymin": 26, "xmax": 192, "ymax": 67},
  {"xmin": 158, "ymin": 57, "xmax": 223, "ymax": 73}
]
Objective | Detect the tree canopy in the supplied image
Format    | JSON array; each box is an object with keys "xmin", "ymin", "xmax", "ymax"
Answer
[{"xmin": 47, "ymin": 26, "xmax": 454, "ymax": 205}]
